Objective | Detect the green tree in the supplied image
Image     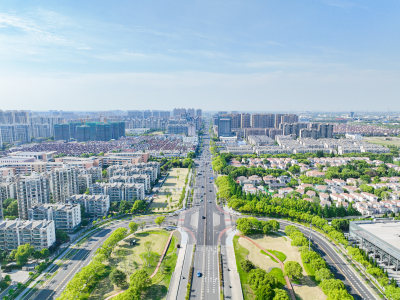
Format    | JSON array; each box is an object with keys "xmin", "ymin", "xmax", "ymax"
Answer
[
  {"xmin": 359, "ymin": 184, "xmax": 374, "ymax": 194},
  {"xmin": 56, "ymin": 229, "xmax": 70, "ymax": 245},
  {"xmin": 155, "ymin": 216, "xmax": 166, "ymax": 227},
  {"xmin": 284, "ymin": 261, "xmax": 303, "ymax": 280},
  {"xmin": 327, "ymin": 289, "xmax": 354, "ymax": 300},
  {"xmin": 310, "ymin": 257, "xmax": 327, "ymax": 270},
  {"xmin": 32, "ymin": 250, "xmax": 42, "ymax": 262},
  {"xmin": 268, "ymin": 220, "xmax": 280, "ymax": 232},
  {"xmin": 40, "ymin": 248, "xmax": 50, "ymax": 259},
  {"xmin": 119, "ymin": 200, "xmax": 133, "ymax": 213},
  {"xmin": 139, "ymin": 221, "xmax": 146, "ymax": 231},
  {"xmin": 320, "ymin": 279, "xmax": 345, "ymax": 294},
  {"xmin": 315, "ymin": 268, "xmax": 333, "ymax": 282},
  {"xmin": 129, "ymin": 222, "xmax": 139, "ymax": 234},
  {"xmin": 273, "ymin": 289, "xmax": 289, "ymax": 300},
  {"xmin": 144, "ymin": 241, "xmax": 152, "ymax": 257},
  {"xmin": 131, "ymin": 200, "xmax": 147, "ymax": 213},
  {"xmin": 241, "ymin": 259, "xmax": 256, "ymax": 272},
  {"xmin": 130, "ymin": 269, "xmax": 151, "ymax": 292},
  {"xmin": 331, "ymin": 219, "xmax": 349, "ymax": 232},
  {"xmin": 15, "ymin": 244, "xmax": 34, "ymax": 266},
  {"xmin": 262, "ymin": 222, "xmax": 273, "ymax": 234},
  {"xmin": 110, "ymin": 269, "xmax": 127, "ymax": 288},
  {"xmin": 236, "ymin": 218, "xmax": 253, "ymax": 235},
  {"xmin": 288, "ymin": 165, "xmax": 301, "ymax": 174},
  {"xmin": 255, "ymin": 284, "xmax": 274, "ymax": 300},
  {"xmin": 248, "ymin": 268, "xmax": 278, "ymax": 290},
  {"xmin": 3, "ymin": 199, "xmax": 18, "ymax": 218}
]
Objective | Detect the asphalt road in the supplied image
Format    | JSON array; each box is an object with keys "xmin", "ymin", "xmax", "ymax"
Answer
[
  {"xmin": 275, "ymin": 219, "xmax": 377, "ymax": 300},
  {"xmin": 189, "ymin": 134, "xmax": 228, "ymax": 299},
  {"xmin": 24, "ymin": 215, "xmax": 175, "ymax": 300}
]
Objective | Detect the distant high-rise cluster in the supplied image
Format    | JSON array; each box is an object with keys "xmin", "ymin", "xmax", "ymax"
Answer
[
  {"xmin": 213, "ymin": 112, "xmax": 334, "ymax": 139},
  {"xmin": 125, "ymin": 108, "xmax": 202, "ymax": 137},
  {"xmin": 0, "ymin": 110, "xmax": 62, "ymax": 148},
  {"xmin": 166, "ymin": 108, "xmax": 202, "ymax": 136},
  {"xmin": 214, "ymin": 112, "xmax": 299, "ymax": 138},
  {"xmin": 126, "ymin": 110, "xmax": 170, "ymax": 130},
  {"xmin": 299, "ymin": 123, "xmax": 334, "ymax": 139},
  {"xmin": 0, "ymin": 109, "xmax": 203, "ymax": 148},
  {"xmin": 54, "ymin": 122, "xmax": 125, "ymax": 142}
]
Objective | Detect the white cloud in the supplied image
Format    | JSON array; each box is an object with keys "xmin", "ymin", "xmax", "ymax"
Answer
[
  {"xmin": 321, "ymin": 0, "xmax": 366, "ymax": 9},
  {"xmin": 0, "ymin": 11, "xmax": 90, "ymax": 55}
]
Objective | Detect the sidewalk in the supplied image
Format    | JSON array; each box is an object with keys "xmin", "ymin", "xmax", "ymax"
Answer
[
  {"xmin": 167, "ymin": 227, "xmax": 190, "ymax": 300},
  {"xmin": 224, "ymin": 229, "xmax": 243, "ymax": 300}
]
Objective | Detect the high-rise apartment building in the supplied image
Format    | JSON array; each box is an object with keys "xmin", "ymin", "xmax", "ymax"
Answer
[
  {"xmin": 16, "ymin": 173, "xmax": 50, "ymax": 220},
  {"xmin": 230, "ymin": 114, "xmax": 241, "ymax": 129},
  {"xmin": 0, "ymin": 219, "xmax": 56, "ymax": 251},
  {"xmin": 240, "ymin": 113, "xmax": 251, "ymax": 128},
  {"xmin": 28, "ymin": 203, "xmax": 81, "ymax": 233},
  {"xmin": 0, "ymin": 110, "xmax": 29, "ymax": 124},
  {"xmin": 317, "ymin": 124, "xmax": 334, "ymax": 138},
  {"xmin": 53, "ymin": 124, "xmax": 70, "ymax": 141},
  {"xmin": 91, "ymin": 182, "xmax": 145, "ymax": 201},
  {"xmin": 68, "ymin": 194, "xmax": 110, "ymax": 218},
  {"xmin": 250, "ymin": 114, "xmax": 275, "ymax": 128},
  {"xmin": 217, "ymin": 117, "xmax": 232, "ymax": 137},
  {"xmin": 50, "ymin": 168, "xmax": 79, "ymax": 203},
  {"xmin": 281, "ymin": 123, "xmax": 308, "ymax": 137}
]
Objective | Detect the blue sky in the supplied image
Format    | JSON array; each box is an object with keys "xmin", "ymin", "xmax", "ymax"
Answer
[{"xmin": 0, "ymin": 0, "xmax": 400, "ymax": 111}]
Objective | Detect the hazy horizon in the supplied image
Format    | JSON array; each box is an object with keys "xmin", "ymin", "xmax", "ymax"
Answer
[{"xmin": 1, "ymin": 0, "xmax": 400, "ymax": 111}]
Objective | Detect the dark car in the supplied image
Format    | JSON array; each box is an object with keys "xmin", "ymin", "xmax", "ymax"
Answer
[{"xmin": 202, "ymin": 216, "xmax": 206, "ymax": 219}]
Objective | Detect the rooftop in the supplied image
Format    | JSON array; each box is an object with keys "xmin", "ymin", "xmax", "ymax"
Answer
[{"xmin": 352, "ymin": 220, "xmax": 400, "ymax": 260}]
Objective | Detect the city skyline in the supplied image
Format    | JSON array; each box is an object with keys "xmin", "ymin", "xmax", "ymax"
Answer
[{"xmin": 1, "ymin": 0, "xmax": 400, "ymax": 111}]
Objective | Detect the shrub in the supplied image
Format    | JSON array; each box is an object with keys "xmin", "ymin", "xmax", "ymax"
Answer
[{"xmin": 241, "ymin": 259, "xmax": 256, "ymax": 272}]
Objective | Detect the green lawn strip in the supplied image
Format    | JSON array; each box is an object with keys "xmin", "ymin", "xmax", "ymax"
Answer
[
  {"xmin": 233, "ymin": 235, "xmax": 255, "ymax": 300},
  {"xmin": 260, "ymin": 249, "xmax": 287, "ymax": 263}
]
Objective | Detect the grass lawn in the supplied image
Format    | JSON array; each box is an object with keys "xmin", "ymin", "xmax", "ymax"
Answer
[
  {"xmin": 90, "ymin": 230, "xmax": 176, "ymax": 300},
  {"xmin": 148, "ymin": 131, "xmax": 164, "ymax": 135},
  {"xmin": 364, "ymin": 136, "xmax": 400, "ymax": 148},
  {"xmin": 238, "ymin": 234, "xmax": 326, "ymax": 300},
  {"xmin": 233, "ymin": 235, "xmax": 255, "ymax": 300},
  {"xmin": 150, "ymin": 168, "xmax": 189, "ymax": 212},
  {"xmin": 260, "ymin": 249, "xmax": 287, "ymax": 263}
]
